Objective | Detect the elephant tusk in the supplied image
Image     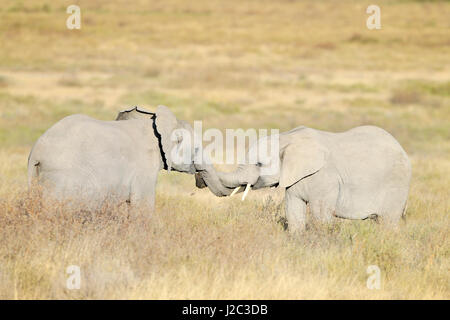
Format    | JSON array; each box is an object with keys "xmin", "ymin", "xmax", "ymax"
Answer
[
  {"xmin": 241, "ymin": 183, "xmax": 251, "ymax": 201},
  {"xmin": 230, "ymin": 186, "xmax": 241, "ymax": 196}
]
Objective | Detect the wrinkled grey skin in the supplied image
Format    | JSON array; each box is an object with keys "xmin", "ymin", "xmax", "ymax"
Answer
[
  {"xmin": 28, "ymin": 105, "xmax": 196, "ymax": 212},
  {"xmin": 196, "ymin": 125, "xmax": 411, "ymax": 233}
]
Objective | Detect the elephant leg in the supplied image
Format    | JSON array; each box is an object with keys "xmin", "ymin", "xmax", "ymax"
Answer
[
  {"xmin": 308, "ymin": 203, "xmax": 339, "ymax": 232},
  {"xmin": 306, "ymin": 174, "xmax": 339, "ymax": 224},
  {"xmin": 309, "ymin": 199, "xmax": 337, "ymax": 225},
  {"xmin": 378, "ymin": 189, "xmax": 407, "ymax": 229},
  {"xmin": 347, "ymin": 186, "xmax": 406, "ymax": 228},
  {"xmin": 285, "ymin": 189, "xmax": 307, "ymax": 234},
  {"xmin": 129, "ymin": 173, "xmax": 157, "ymax": 216}
]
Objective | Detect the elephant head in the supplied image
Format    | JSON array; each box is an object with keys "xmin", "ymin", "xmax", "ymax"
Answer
[
  {"xmin": 116, "ymin": 105, "xmax": 197, "ymax": 174},
  {"xmin": 196, "ymin": 128, "xmax": 329, "ymax": 199}
]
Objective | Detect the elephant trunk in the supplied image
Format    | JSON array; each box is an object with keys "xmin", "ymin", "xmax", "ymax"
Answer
[
  {"xmin": 195, "ymin": 160, "xmax": 261, "ymax": 200},
  {"xmin": 216, "ymin": 169, "xmax": 243, "ymax": 188},
  {"xmin": 194, "ymin": 161, "xmax": 235, "ymax": 197}
]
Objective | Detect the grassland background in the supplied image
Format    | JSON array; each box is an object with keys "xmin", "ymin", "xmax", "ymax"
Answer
[{"xmin": 0, "ymin": 0, "xmax": 449, "ymax": 299}]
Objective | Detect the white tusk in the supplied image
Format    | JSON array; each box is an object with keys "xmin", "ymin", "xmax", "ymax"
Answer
[
  {"xmin": 241, "ymin": 183, "xmax": 251, "ymax": 201},
  {"xmin": 230, "ymin": 186, "xmax": 241, "ymax": 196}
]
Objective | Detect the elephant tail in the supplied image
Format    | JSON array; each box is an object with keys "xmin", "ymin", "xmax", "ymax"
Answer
[
  {"xmin": 27, "ymin": 158, "xmax": 41, "ymax": 187},
  {"xmin": 401, "ymin": 201, "xmax": 408, "ymax": 221}
]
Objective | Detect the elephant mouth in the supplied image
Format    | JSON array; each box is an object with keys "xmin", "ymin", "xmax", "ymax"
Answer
[
  {"xmin": 229, "ymin": 183, "xmax": 252, "ymax": 200},
  {"xmin": 252, "ymin": 177, "xmax": 279, "ymax": 190},
  {"xmin": 224, "ymin": 175, "xmax": 280, "ymax": 201},
  {"xmin": 173, "ymin": 166, "xmax": 196, "ymax": 174}
]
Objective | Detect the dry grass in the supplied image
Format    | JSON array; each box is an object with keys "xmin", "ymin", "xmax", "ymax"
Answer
[
  {"xmin": 0, "ymin": 183, "xmax": 447, "ymax": 299},
  {"xmin": 0, "ymin": 0, "xmax": 449, "ymax": 299}
]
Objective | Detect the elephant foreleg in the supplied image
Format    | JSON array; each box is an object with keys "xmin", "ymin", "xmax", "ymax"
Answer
[
  {"xmin": 129, "ymin": 173, "xmax": 157, "ymax": 215},
  {"xmin": 285, "ymin": 189, "xmax": 307, "ymax": 234}
]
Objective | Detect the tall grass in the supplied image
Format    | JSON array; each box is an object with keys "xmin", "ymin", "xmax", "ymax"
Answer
[{"xmin": 0, "ymin": 184, "xmax": 447, "ymax": 299}]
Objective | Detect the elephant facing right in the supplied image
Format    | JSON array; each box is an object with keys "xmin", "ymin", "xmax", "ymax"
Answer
[{"xmin": 195, "ymin": 125, "xmax": 412, "ymax": 233}]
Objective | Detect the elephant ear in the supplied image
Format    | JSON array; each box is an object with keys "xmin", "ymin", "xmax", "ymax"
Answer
[
  {"xmin": 279, "ymin": 138, "xmax": 329, "ymax": 188},
  {"xmin": 115, "ymin": 106, "xmax": 155, "ymax": 120},
  {"xmin": 155, "ymin": 105, "xmax": 179, "ymax": 171}
]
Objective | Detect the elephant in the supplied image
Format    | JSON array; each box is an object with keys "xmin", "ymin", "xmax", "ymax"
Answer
[
  {"xmin": 195, "ymin": 125, "xmax": 411, "ymax": 233},
  {"xmin": 28, "ymin": 105, "xmax": 197, "ymax": 212}
]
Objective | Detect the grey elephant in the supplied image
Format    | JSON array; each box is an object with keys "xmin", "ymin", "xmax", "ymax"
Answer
[
  {"xmin": 28, "ymin": 105, "xmax": 196, "ymax": 211},
  {"xmin": 195, "ymin": 125, "xmax": 411, "ymax": 233}
]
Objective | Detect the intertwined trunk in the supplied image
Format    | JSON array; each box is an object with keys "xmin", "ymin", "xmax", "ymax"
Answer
[
  {"xmin": 195, "ymin": 163, "xmax": 260, "ymax": 197},
  {"xmin": 194, "ymin": 164, "xmax": 235, "ymax": 197}
]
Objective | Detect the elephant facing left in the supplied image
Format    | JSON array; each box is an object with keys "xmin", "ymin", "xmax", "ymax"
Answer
[{"xmin": 27, "ymin": 105, "xmax": 197, "ymax": 212}]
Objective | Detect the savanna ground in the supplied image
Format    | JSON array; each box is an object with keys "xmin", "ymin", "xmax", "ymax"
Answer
[{"xmin": 0, "ymin": 0, "xmax": 449, "ymax": 299}]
